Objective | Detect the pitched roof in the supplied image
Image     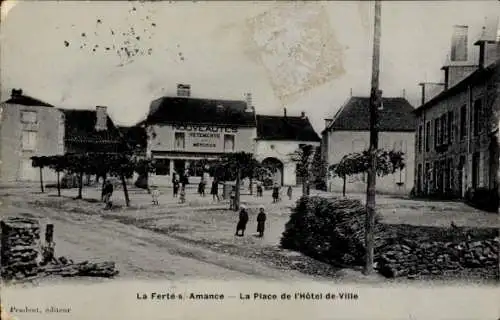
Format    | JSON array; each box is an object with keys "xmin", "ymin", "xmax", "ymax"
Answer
[
  {"xmin": 3, "ymin": 94, "xmax": 55, "ymax": 108},
  {"xmin": 60, "ymin": 109, "xmax": 123, "ymax": 144},
  {"xmin": 414, "ymin": 58, "xmax": 500, "ymax": 114},
  {"xmin": 144, "ymin": 96, "xmax": 256, "ymax": 127},
  {"xmin": 326, "ymin": 97, "xmax": 416, "ymax": 132},
  {"xmin": 256, "ymin": 115, "xmax": 321, "ymax": 142}
]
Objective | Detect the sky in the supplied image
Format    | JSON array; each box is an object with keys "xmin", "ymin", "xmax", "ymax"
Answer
[{"xmin": 1, "ymin": 1, "xmax": 499, "ymax": 133}]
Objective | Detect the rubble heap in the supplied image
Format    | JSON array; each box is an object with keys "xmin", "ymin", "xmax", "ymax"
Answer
[
  {"xmin": 377, "ymin": 237, "xmax": 499, "ymax": 279},
  {"xmin": 0, "ymin": 217, "xmax": 42, "ymax": 280}
]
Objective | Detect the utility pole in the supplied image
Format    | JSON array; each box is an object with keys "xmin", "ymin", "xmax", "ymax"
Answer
[{"xmin": 364, "ymin": 0, "xmax": 382, "ymax": 275}]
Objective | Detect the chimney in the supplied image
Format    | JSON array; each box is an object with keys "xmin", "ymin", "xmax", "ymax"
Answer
[
  {"xmin": 474, "ymin": 17, "xmax": 500, "ymax": 68},
  {"xmin": 177, "ymin": 84, "xmax": 191, "ymax": 97},
  {"xmin": 450, "ymin": 25, "xmax": 468, "ymax": 63},
  {"xmin": 283, "ymin": 108, "xmax": 287, "ymax": 117},
  {"xmin": 245, "ymin": 93, "xmax": 253, "ymax": 112},
  {"xmin": 300, "ymin": 111, "xmax": 306, "ymax": 119},
  {"xmin": 11, "ymin": 89, "xmax": 23, "ymax": 97},
  {"xmin": 418, "ymin": 82, "xmax": 445, "ymax": 105},
  {"xmin": 324, "ymin": 118, "xmax": 333, "ymax": 128},
  {"xmin": 95, "ymin": 106, "xmax": 108, "ymax": 131}
]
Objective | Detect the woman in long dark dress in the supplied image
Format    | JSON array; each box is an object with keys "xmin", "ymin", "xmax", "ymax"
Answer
[
  {"xmin": 235, "ymin": 205, "xmax": 249, "ymax": 237},
  {"xmin": 256, "ymin": 205, "xmax": 267, "ymax": 237},
  {"xmin": 211, "ymin": 179, "xmax": 219, "ymax": 202}
]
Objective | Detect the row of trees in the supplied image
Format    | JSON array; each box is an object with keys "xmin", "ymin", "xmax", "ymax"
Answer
[
  {"xmin": 329, "ymin": 149, "xmax": 405, "ymax": 196},
  {"xmin": 31, "ymin": 153, "xmax": 153, "ymax": 207}
]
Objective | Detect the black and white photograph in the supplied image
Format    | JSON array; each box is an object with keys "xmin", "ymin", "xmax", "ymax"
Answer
[{"xmin": 0, "ymin": 1, "xmax": 499, "ymax": 319}]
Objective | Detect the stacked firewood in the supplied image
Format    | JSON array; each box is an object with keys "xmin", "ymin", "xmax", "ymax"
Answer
[
  {"xmin": 0, "ymin": 217, "xmax": 41, "ymax": 280},
  {"xmin": 43, "ymin": 259, "xmax": 118, "ymax": 277}
]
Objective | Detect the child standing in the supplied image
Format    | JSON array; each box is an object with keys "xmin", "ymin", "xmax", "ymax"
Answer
[
  {"xmin": 179, "ymin": 185, "xmax": 186, "ymax": 204},
  {"xmin": 151, "ymin": 187, "xmax": 160, "ymax": 205},
  {"xmin": 256, "ymin": 205, "xmax": 267, "ymax": 238}
]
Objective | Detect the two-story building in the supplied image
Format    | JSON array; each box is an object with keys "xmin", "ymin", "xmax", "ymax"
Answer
[
  {"xmin": 254, "ymin": 110, "xmax": 321, "ymax": 186},
  {"xmin": 0, "ymin": 89, "xmax": 64, "ymax": 182},
  {"xmin": 143, "ymin": 85, "xmax": 257, "ymax": 185},
  {"xmin": 413, "ymin": 37, "xmax": 499, "ymax": 199},
  {"xmin": 322, "ymin": 96, "xmax": 416, "ymax": 195},
  {"xmin": 0, "ymin": 89, "xmax": 124, "ymax": 183}
]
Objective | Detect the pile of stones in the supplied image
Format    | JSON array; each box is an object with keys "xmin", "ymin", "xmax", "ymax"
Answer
[
  {"xmin": 376, "ymin": 237, "xmax": 499, "ymax": 279},
  {"xmin": 0, "ymin": 217, "xmax": 42, "ymax": 280}
]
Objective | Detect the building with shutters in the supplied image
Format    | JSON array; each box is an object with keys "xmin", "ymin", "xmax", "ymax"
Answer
[
  {"xmin": 413, "ymin": 32, "xmax": 500, "ymax": 199},
  {"xmin": 321, "ymin": 96, "xmax": 416, "ymax": 195},
  {"xmin": 0, "ymin": 89, "xmax": 124, "ymax": 183}
]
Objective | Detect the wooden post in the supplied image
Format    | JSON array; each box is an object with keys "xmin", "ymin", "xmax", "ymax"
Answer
[
  {"xmin": 57, "ymin": 171, "xmax": 61, "ymax": 197},
  {"xmin": 364, "ymin": 0, "xmax": 382, "ymax": 275}
]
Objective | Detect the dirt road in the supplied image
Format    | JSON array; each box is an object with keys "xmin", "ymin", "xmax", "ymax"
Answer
[{"xmin": 0, "ymin": 189, "xmax": 312, "ymax": 282}]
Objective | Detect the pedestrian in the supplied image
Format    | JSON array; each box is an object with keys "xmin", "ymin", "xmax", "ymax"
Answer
[
  {"xmin": 103, "ymin": 180, "xmax": 114, "ymax": 210},
  {"xmin": 179, "ymin": 185, "xmax": 186, "ymax": 204},
  {"xmin": 256, "ymin": 205, "xmax": 267, "ymax": 238},
  {"xmin": 211, "ymin": 179, "xmax": 219, "ymax": 202},
  {"xmin": 172, "ymin": 173, "xmax": 180, "ymax": 197},
  {"xmin": 235, "ymin": 205, "xmax": 249, "ymax": 237},
  {"xmin": 287, "ymin": 185, "xmax": 293, "ymax": 200},
  {"xmin": 272, "ymin": 183, "xmax": 280, "ymax": 203},
  {"xmin": 200, "ymin": 180, "xmax": 206, "ymax": 197},
  {"xmin": 151, "ymin": 186, "xmax": 160, "ymax": 205},
  {"xmin": 256, "ymin": 183, "xmax": 263, "ymax": 197}
]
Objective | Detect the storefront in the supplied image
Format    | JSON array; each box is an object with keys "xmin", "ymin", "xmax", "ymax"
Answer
[{"xmin": 143, "ymin": 92, "xmax": 257, "ymax": 185}]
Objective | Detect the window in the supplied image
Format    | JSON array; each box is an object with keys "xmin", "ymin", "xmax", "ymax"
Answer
[
  {"xmin": 441, "ymin": 114, "xmax": 447, "ymax": 145},
  {"xmin": 447, "ymin": 111, "xmax": 453, "ymax": 144},
  {"xmin": 223, "ymin": 134, "xmax": 235, "ymax": 151},
  {"xmin": 21, "ymin": 111, "xmax": 37, "ymax": 124},
  {"xmin": 21, "ymin": 131, "xmax": 37, "ymax": 151},
  {"xmin": 424, "ymin": 162, "xmax": 431, "ymax": 193},
  {"xmin": 473, "ymin": 99, "xmax": 482, "ymax": 136},
  {"xmin": 425, "ymin": 121, "xmax": 431, "ymax": 152},
  {"xmin": 460, "ymin": 105, "xmax": 467, "ymax": 140},
  {"xmin": 154, "ymin": 159, "xmax": 170, "ymax": 176},
  {"xmin": 174, "ymin": 132, "xmax": 185, "ymax": 149},
  {"xmin": 433, "ymin": 160, "xmax": 439, "ymax": 192},
  {"xmin": 434, "ymin": 118, "xmax": 440, "ymax": 147},
  {"xmin": 417, "ymin": 125, "xmax": 423, "ymax": 153}
]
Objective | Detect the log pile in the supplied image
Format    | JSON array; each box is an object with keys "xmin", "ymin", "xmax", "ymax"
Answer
[
  {"xmin": 43, "ymin": 259, "xmax": 119, "ymax": 278},
  {"xmin": 376, "ymin": 237, "xmax": 499, "ymax": 279},
  {"xmin": 0, "ymin": 217, "xmax": 41, "ymax": 280}
]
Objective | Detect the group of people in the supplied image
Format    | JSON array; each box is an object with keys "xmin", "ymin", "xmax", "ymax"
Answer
[{"xmin": 235, "ymin": 205, "xmax": 267, "ymax": 238}]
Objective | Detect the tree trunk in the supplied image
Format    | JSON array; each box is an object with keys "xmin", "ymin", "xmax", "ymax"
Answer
[
  {"xmin": 249, "ymin": 177, "xmax": 253, "ymax": 195},
  {"xmin": 342, "ymin": 175, "xmax": 346, "ymax": 197},
  {"xmin": 77, "ymin": 171, "xmax": 83, "ymax": 199},
  {"xmin": 120, "ymin": 174, "xmax": 130, "ymax": 207},
  {"xmin": 57, "ymin": 171, "xmax": 61, "ymax": 197},
  {"xmin": 101, "ymin": 173, "xmax": 107, "ymax": 201},
  {"xmin": 39, "ymin": 167, "xmax": 45, "ymax": 193},
  {"xmin": 234, "ymin": 169, "xmax": 241, "ymax": 211}
]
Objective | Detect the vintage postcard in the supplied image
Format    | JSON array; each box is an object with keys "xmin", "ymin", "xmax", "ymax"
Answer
[{"xmin": 0, "ymin": 1, "xmax": 499, "ymax": 319}]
